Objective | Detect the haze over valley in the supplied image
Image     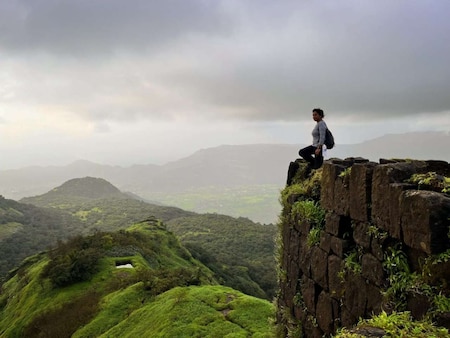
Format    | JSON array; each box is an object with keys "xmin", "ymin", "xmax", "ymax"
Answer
[{"xmin": 1, "ymin": 131, "xmax": 448, "ymax": 224}]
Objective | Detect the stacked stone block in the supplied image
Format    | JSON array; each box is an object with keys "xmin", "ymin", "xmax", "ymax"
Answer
[{"xmin": 277, "ymin": 158, "xmax": 450, "ymax": 337}]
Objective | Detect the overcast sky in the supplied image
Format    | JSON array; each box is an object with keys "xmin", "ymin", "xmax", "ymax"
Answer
[{"xmin": 1, "ymin": 0, "xmax": 449, "ymax": 169}]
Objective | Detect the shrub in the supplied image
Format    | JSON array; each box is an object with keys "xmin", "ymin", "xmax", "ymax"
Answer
[
  {"xmin": 291, "ymin": 200, "xmax": 325, "ymax": 247},
  {"xmin": 41, "ymin": 236, "xmax": 103, "ymax": 288},
  {"xmin": 335, "ymin": 311, "xmax": 449, "ymax": 337},
  {"xmin": 42, "ymin": 248, "xmax": 101, "ymax": 287},
  {"xmin": 291, "ymin": 200, "xmax": 325, "ymax": 226}
]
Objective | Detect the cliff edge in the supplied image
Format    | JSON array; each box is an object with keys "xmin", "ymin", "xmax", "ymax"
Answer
[{"xmin": 276, "ymin": 158, "xmax": 450, "ymax": 337}]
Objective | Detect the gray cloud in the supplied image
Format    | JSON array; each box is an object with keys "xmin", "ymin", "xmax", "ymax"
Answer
[
  {"xmin": 0, "ymin": 0, "xmax": 229, "ymax": 55},
  {"xmin": 1, "ymin": 0, "xmax": 449, "ymax": 125},
  {"xmin": 174, "ymin": 1, "xmax": 450, "ymax": 120}
]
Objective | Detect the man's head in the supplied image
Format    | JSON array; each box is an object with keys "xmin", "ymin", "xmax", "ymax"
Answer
[
  {"xmin": 312, "ymin": 108, "xmax": 324, "ymax": 117},
  {"xmin": 312, "ymin": 108, "xmax": 324, "ymax": 121}
]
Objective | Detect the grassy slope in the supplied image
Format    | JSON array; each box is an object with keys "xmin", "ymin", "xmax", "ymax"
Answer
[
  {"xmin": 76, "ymin": 285, "xmax": 274, "ymax": 338},
  {"xmin": 0, "ymin": 222, "xmax": 274, "ymax": 337}
]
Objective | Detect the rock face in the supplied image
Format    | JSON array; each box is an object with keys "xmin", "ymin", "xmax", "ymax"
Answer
[{"xmin": 277, "ymin": 158, "xmax": 450, "ymax": 337}]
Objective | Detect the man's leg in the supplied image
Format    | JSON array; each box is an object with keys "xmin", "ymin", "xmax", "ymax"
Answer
[{"xmin": 299, "ymin": 146, "xmax": 316, "ymax": 166}]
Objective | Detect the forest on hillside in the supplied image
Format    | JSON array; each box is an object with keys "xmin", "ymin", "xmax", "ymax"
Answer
[{"xmin": 1, "ymin": 178, "xmax": 278, "ymax": 299}]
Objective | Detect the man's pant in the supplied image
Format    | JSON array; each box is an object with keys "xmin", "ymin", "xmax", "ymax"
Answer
[{"xmin": 299, "ymin": 145, "xmax": 323, "ymax": 169}]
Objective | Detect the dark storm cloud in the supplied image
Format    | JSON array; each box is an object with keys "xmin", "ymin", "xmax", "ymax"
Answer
[
  {"xmin": 175, "ymin": 1, "xmax": 450, "ymax": 120},
  {"xmin": 0, "ymin": 0, "xmax": 229, "ymax": 55},
  {"xmin": 1, "ymin": 0, "xmax": 449, "ymax": 123}
]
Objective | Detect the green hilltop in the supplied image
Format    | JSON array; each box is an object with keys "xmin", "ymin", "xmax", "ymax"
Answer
[
  {"xmin": 0, "ymin": 221, "xmax": 274, "ymax": 337},
  {"xmin": 20, "ymin": 176, "xmax": 138, "ymax": 207},
  {"xmin": 18, "ymin": 177, "xmax": 196, "ymax": 234}
]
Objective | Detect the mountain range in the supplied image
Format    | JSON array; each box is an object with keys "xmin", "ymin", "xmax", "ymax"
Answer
[{"xmin": 0, "ymin": 131, "xmax": 448, "ymax": 223}]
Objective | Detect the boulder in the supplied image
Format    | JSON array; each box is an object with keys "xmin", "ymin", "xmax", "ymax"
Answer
[
  {"xmin": 400, "ymin": 190, "xmax": 450, "ymax": 254},
  {"xmin": 372, "ymin": 161, "xmax": 427, "ymax": 234}
]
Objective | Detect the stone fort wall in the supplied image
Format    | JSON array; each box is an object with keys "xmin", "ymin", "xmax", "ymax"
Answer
[{"xmin": 277, "ymin": 158, "xmax": 450, "ymax": 337}]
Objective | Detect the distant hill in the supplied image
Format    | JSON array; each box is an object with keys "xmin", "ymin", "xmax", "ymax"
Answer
[
  {"xmin": 18, "ymin": 177, "xmax": 196, "ymax": 233},
  {"xmin": 1, "ymin": 131, "xmax": 448, "ymax": 223},
  {"xmin": 0, "ymin": 222, "xmax": 274, "ymax": 337},
  {"xmin": 48, "ymin": 177, "xmax": 124, "ymax": 199},
  {"xmin": 20, "ymin": 176, "xmax": 132, "ymax": 207}
]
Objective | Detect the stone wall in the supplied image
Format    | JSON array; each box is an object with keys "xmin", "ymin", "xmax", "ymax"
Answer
[{"xmin": 277, "ymin": 158, "xmax": 450, "ymax": 337}]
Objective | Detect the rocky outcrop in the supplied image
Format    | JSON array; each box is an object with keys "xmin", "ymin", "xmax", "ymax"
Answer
[{"xmin": 277, "ymin": 158, "xmax": 450, "ymax": 337}]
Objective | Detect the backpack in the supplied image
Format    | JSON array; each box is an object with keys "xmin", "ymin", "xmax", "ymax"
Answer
[{"xmin": 325, "ymin": 128, "xmax": 335, "ymax": 149}]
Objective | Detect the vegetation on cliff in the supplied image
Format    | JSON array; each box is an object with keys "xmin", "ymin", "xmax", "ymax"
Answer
[
  {"xmin": 407, "ymin": 171, "xmax": 450, "ymax": 194},
  {"xmin": 335, "ymin": 311, "xmax": 449, "ymax": 337}
]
